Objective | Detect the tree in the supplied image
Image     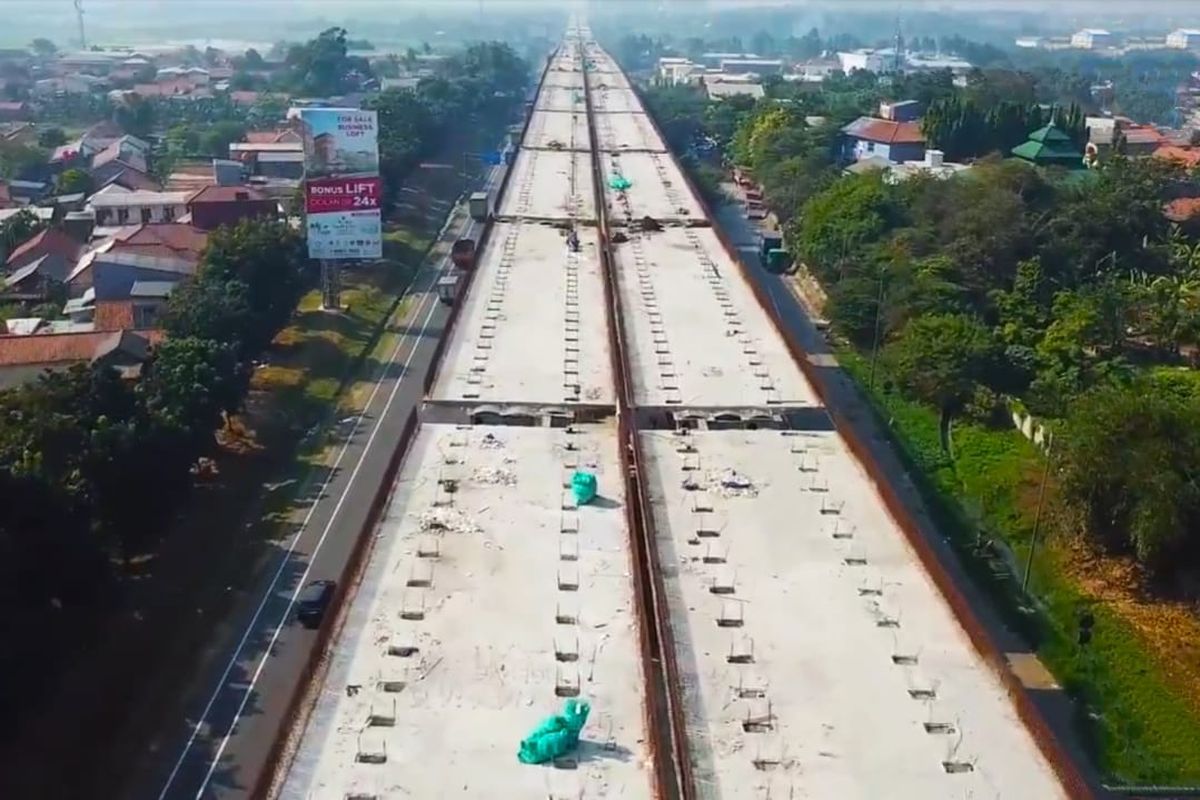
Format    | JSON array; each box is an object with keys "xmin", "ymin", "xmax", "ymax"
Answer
[
  {"xmin": 162, "ymin": 274, "xmax": 253, "ymax": 354},
  {"xmin": 142, "ymin": 337, "xmax": 247, "ymax": 448},
  {"xmin": 29, "ymin": 38, "xmax": 56, "ymax": 59},
  {"xmin": 884, "ymin": 313, "xmax": 996, "ymax": 447},
  {"xmin": 113, "ymin": 95, "xmax": 155, "ymax": 137},
  {"xmin": 0, "ymin": 208, "xmax": 44, "ymax": 262},
  {"xmin": 0, "ymin": 140, "xmax": 48, "ymax": 180},
  {"xmin": 198, "ymin": 120, "xmax": 247, "ymax": 157},
  {"xmin": 55, "ymin": 168, "xmax": 93, "ymax": 196},
  {"xmin": 285, "ymin": 27, "xmax": 359, "ymax": 96},
  {"xmin": 1058, "ymin": 379, "xmax": 1200, "ymax": 574},
  {"xmin": 37, "ymin": 127, "xmax": 66, "ymax": 149}
]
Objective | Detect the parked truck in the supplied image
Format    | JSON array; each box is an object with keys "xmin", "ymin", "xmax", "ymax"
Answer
[
  {"xmin": 469, "ymin": 191, "xmax": 492, "ymax": 222},
  {"xmin": 451, "ymin": 238, "xmax": 476, "ymax": 270},
  {"xmin": 436, "ymin": 274, "xmax": 461, "ymax": 305}
]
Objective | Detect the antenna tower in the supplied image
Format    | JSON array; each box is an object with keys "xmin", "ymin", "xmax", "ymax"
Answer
[{"xmin": 74, "ymin": 0, "xmax": 87, "ymax": 50}]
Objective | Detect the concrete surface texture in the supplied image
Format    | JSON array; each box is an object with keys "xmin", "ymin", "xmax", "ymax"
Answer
[
  {"xmin": 498, "ymin": 148, "xmax": 597, "ymax": 222},
  {"xmin": 601, "ymin": 150, "xmax": 704, "ymax": 223},
  {"xmin": 429, "ymin": 221, "xmax": 614, "ymax": 408},
  {"xmin": 611, "ymin": 226, "xmax": 819, "ymax": 409},
  {"xmin": 524, "ymin": 107, "xmax": 590, "ymax": 152},
  {"xmin": 590, "ymin": 85, "xmax": 644, "ymax": 115},
  {"xmin": 537, "ymin": 83, "xmax": 586, "ymax": 113},
  {"xmin": 595, "ymin": 110, "xmax": 667, "ymax": 153},
  {"xmin": 639, "ymin": 428, "xmax": 1066, "ymax": 799},
  {"xmin": 544, "ymin": 71, "xmax": 586, "ymax": 90},
  {"xmin": 281, "ymin": 424, "xmax": 653, "ymax": 800}
]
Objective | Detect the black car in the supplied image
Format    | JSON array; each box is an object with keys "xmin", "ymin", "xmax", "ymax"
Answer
[{"xmin": 296, "ymin": 579, "xmax": 336, "ymax": 628}]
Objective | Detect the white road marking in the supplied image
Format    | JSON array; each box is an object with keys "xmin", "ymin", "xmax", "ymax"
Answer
[{"xmin": 158, "ymin": 165, "xmax": 501, "ymax": 799}]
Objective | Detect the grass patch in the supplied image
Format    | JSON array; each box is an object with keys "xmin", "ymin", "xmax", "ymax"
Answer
[
  {"xmin": 835, "ymin": 345, "xmax": 1200, "ymax": 784},
  {"xmin": 255, "ymin": 230, "xmax": 433, "ymax": 429}
]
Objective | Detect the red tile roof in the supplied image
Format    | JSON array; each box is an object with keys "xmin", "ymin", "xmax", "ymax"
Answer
[
  {"xmin": 0, "ymin": 328, "xmax": 163, "ymax": 367},
  {"xmin": 231, "ymin": 91, "xmax": 262, "ymax": 106},
  {"xmin": 187, "ymin": 185, "xmax": 269, "ymax": 204},
  {"xmin": 243, "ymin": 130, "xmax": 279, "ymax": 144},
  {"xmin": 6, "ymin": 228, "xmax": 83, "ymax": 268},
  {"xmin": 1123, "ymin": 125, "xmax": 1165, "ymax": 146},
  {"xmin": 114, "ymin": 222, "xmax": 209, "ymax": 260},
  {"xmin": 1165, "ymin": 197, "xmax": 1200, "ymax": 222},
  {"xmin": 1155, "ymin": 145, "xmax": 1200, "ymax": 169},
  {"xmin": 842, "ymin": 116, "xmax": 926, "ymax": 145}
]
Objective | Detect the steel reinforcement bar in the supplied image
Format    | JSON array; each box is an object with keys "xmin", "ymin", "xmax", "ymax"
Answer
[
  {"xmin": 581, "ymin": 38, "xmax": 695, "ymax": 800},
  {"xmin": 626, "ymin": 76, "xmax": 1097, "ymax": 800}
]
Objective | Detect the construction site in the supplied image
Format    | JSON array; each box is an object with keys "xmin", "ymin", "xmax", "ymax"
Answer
[{"xmin": 273, "ymin": 23, "xmax": 1088, "ymax": 800}]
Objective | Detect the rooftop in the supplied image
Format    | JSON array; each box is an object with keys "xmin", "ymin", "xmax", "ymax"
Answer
[
  {"xmin": 497, "ymin": 148, "xmax": 596, "ymax": 222},
  {"xmin": 6, "ymin": 227, "xmax": 84, "ymax": 267},
  {"xmin": 611, "ymin": 227, "xmax": 818, "ymax": 409},
  {"xmin": 280, "ymin": 423, "xmax": 651, "ymax": 799},
  {"xmin": 87, "ymin": 190, "xmax": 192, "ymax": 208},
  {"xmin": 429, "ymin": 222, "xmax": 613, "ymax": 411},
  {"xmin": 600, "ymin": 150, "xmax": 704, "ymax": 223},
  {"xmin": 186, "ymin": 184, "xmax": 270, "ymax": 204},
  {"xmin": 841, "ymin": 116, "xmax": 926, "ymax": 145},
  {"xmin": 639, "ymin": 428, "xmax": 1067, "ymax": 798}
]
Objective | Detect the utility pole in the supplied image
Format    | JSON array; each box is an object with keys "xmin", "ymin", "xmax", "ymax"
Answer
[{"xmin": 1021, "ymin": 437, "xmax": 1054, "ymax": 592}]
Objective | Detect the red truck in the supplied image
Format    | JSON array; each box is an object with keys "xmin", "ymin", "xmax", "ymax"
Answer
[{"xmin": 451, "ymin": 238, "xmax": 476, "ymax": 270}]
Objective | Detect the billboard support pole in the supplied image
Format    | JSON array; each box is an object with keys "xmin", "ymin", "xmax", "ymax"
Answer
[{"xmin": 321, "ymin": 259, "xmax": 341, "ymax": 311}]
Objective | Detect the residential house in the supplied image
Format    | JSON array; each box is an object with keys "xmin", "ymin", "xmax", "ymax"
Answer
[
  {"xmin": 1071, "ymin": 29, "xmax": 1114, "ymax": 50},
  {"xmin": 89, "ymin": 134, "xmax": 153, "ymax": 185},
  {"xmin": 0, "ymin": 326, "xmax": 162, "ymax": 389},
  {"xmin": 33, "ymin": 74, "xmax": 107, "ymax": 96},
  {"xmin": 5, "ymin": 227, "xmax": 84, "ymax": 272},
  {"xmin": 657, "ymin": 57, "xmax": 699, "ymax": 85},
  {"xmin": 229, "ymin": 141, "xmax": 305, "ymax": 180},
  {"xmin": 0, "ymin": 102, "xmax": 31, "ymax": 122},
  {"xmin": 57, "ymin": 222, "xmax": 204, "ymax": 328},
  {"xmin": 704, "ymin": 76, "xmax": 765, "ymax": 100},
  {"xmin": 838, "ymin": 49, "xmax": 889, "ymax": 74},
  {"xmin": 186, "ymin": 185, "xmax": 277, "ymax": 230},
  {"xmin": 719, "ymin": 58, "xmax": 784, "ymax": 76},
  {"xmin": 1167, "ymin": 29, "xmax": 1200, "ymax": 50},
  {"xmin": 87, "ymin": 188, "xmax": 191, "ymax": 226},
  {"xmin": 840, "ymin": 103, "xmax": 926, "ymax": 163}
]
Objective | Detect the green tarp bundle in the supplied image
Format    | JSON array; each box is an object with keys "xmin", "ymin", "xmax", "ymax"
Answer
[
  {"xmin": 608, "ymin": 175, "xmax": 632, "ymax": 191},
  {"xmin": 571, "ymin": 470, "xmax": 597, "ymax": 505},
  {"xmin": 517, "ymin": 698, "xmax": 591, "ymax": 764}
]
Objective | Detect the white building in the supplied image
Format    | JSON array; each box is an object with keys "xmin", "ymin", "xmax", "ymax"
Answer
[
  {"xmin": 1071, "ymin": 29, "xmax": 1114, "ymax": 49},
  {"xmin": 1167, "ymin": 29, "xmax": 1200, "ymax": 50},
  {"xmin": 838, "ymin": 49, "xmax": 887, "ymax": 74},
  {"xmin": 657, "ymin": 56, "xmax": 699, "ymax": 85},
  {"xmin": 86, "ymin": 187, "xmax": 191, "ymax": 226}
]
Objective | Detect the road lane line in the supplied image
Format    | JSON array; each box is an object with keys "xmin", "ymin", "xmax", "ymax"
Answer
[
  {"xmin": 191, "ymin": 281, "xmax": 450, "ymax": 797},
  {"xmin": 156, "ymin": 183, "xmax": 491, "ymax": 798}
]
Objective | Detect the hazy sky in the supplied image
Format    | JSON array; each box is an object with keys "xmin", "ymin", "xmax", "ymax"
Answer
[{"xmin": 2, "ymin": 0, "xmax": 1196, "ymax": 49}]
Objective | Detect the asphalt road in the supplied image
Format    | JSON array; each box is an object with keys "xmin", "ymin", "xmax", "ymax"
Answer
[{"xmin": 142, "ymin": 161, "xmax": 504, "ymax": 800}]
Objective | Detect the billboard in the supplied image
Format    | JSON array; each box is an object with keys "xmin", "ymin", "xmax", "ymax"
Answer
[{"xmin": 298, "ymin": 108, "xmax": 382, "ymax": 260}]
